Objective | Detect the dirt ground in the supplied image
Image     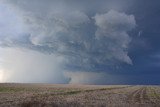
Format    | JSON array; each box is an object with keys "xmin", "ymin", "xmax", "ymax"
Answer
[{"xmin": 0, "ymin": 83, "xmax": 160, "ymax": 107}]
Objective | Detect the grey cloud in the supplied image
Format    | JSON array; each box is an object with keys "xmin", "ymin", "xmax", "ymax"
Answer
[
  {"xmin": 94, "ymin": 10, "xmax": 136, "ymax": 64},
  {"xmin": 23, "ymin": 10, "xmax": 136, "ymax": 67},
  {"xmin": 4, "ymin": 0, "xmax": 134, "ymax": 13},
  {"xmin": 0, "ymin": 2, "xmax": 136, "ymax": 68},
  {"xmin": 64, "ymin": 71, "xmax": 125, "ymax": 84},
  {"xmin": 27, "ymin": 11, "xmax": 90, "ymax": 46},
  {"xmin": 0, "ymin": 0, "xmax": 137, "ymax": 83}
]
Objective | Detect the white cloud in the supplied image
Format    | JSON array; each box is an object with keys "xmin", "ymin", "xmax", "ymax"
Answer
[{"xmin": 94, "ymin": 10, "xmax": 136, "ymax": 32}]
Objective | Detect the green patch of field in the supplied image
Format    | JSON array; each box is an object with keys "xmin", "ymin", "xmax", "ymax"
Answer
[{"xmin": 0, "ymin": 87, "xmax": 25, "ymax": 93}]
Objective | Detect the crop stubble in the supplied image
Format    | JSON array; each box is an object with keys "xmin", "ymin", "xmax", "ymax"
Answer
[{"xmin": 0, "ymin": 84, "xmax": 159, "ymax": 107}]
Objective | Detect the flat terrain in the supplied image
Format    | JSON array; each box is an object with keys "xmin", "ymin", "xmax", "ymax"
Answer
[{"xmin": 0, "ymin": 84, "xmax": 160, "ymax": 107}]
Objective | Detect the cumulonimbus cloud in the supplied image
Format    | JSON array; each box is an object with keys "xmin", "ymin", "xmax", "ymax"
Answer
[{"xmin": 0, "ymin": 0, "xmax": 136, "ymax": 84}]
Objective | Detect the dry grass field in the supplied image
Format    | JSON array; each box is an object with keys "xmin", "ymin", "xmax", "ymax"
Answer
[{"xmin": 0, "ymin": 84, "xmax": 160, "ymax": 107}]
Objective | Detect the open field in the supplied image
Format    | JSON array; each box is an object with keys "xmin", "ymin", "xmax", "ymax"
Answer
[{"xmin": 0, "ymin": 84, "xmax": 160, "ymax": 107}]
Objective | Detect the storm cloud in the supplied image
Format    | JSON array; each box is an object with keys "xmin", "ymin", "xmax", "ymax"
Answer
[{"xmin": 0, "ymin": 0, "xmax": 137, "ymax": 84}]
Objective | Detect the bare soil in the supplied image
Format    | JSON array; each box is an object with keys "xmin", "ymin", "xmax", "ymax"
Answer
[{"xmin": 0, "ymin": 83, "xmax": 159, "ymax": 107}]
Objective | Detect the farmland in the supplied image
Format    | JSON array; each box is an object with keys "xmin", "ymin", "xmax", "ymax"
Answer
[{"xmin": 0, "ymin": 84, "xmax": 160, "ymax": 107}]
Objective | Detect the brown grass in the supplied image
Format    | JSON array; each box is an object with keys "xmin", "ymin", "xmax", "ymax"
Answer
[{"xmin": 0, "ymin": 84, "xmax": 159, "ymax": 107}]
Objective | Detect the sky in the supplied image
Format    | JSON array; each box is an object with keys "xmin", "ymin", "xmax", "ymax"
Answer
[{"xmin": 0, "ymin": 0, "xmax": 160, "ymax": 84}]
